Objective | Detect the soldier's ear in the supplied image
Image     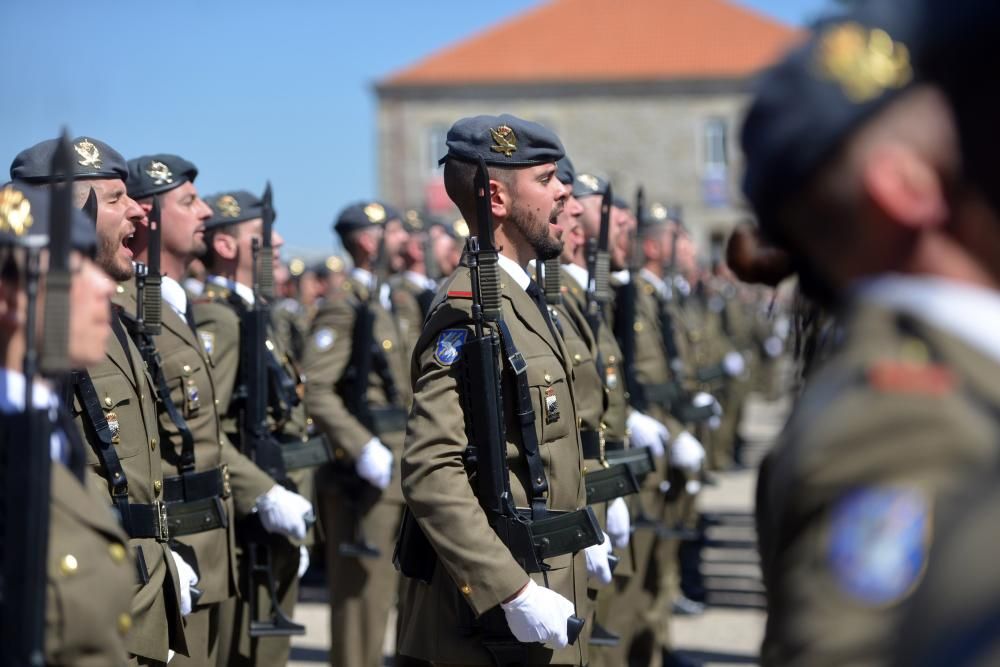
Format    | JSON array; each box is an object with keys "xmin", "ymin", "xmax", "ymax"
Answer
[
  {"xmin": 865, "ymin": 143, "xmax": 949, "ymax": 231},
  {"xmin": 490, "ymin": 179, "xmax": 512, "ymax": 220},
  {"xmin": 212, "ymin": 231, "xmax": 239, "ymax": 261}
]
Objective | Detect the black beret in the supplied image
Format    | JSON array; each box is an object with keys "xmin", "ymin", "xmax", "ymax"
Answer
[
  {"xmin": 10, "ymin": 136, "xmax": 128, "ymax": 184},
  {"xmin": 438, "ymin": 113, "xmax": 565, "ymax": 168},
  {"xmin": 573, "ymin": 172, "xmax": 609, "ymax": 199},
  {"xmin": 126, "ymin": 154, "xmax": 198, "ymax": 200},
  {"xmin": 202, "ymin": 190, "xmax": 271, "ymax": 230},
  {"xmin": 741, "ymin": 11, "xmax": 917, "ymax": 229},
  {"xmin": 0, "ymin": 183, "xmax": 97, "ymax": 252},
  {"xmin": 556, "ymin": 156, "xmax": 576, "ymax": 186},
  {"xmin": 612, "ymin": 196, "xmax": 629, "ymax": 210},
  {"xmin": 334, "ymin": 201, "xmax": 402, "ymax": 237}
]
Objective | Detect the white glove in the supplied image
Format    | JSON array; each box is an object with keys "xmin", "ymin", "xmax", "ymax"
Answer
[
  {"xmin": 606, "ymin": 498, "xmax": 631, "ymax": 549},
  {"xmin": 708, "ymin": 415, "xmax": 722, "ymax": 431},
  {"xmin": 168, "ymin": 650, "xmax": 175, "ymax": 663},
  {"xmin": 627, "ymin": 411, "xmax": 668, "ymax": 459},
  {"xmin": 723, "ymin": 350, "xmax": 746, "ymax": 377},
  {"xmin": 298, "ymin": 545, "xmax": 310, "ymax": 579},
  {"xmin": 170, "ymin": 550, "xmax": 199, "ymax": 617},
  {"xmin": 670, "ymin": 431, "xmax": 705, "ymax": 473},
  {"xmin": 356, "ymin": 437, "xmax": 393, "ymax": 490},
  {"xmin": 584, "ymin": 532, "xmax": 614, "ymax": 586},
  {"xmin": 686, "ymin": 479, "xmax": 703, "ymax": 495},
  {"xmin": 501, "ymin": 579, "xmax": 576, "ymax": 649},
  {"xmin": 256, "ymin": 485, "xmax": 314, "ymax": 541}
]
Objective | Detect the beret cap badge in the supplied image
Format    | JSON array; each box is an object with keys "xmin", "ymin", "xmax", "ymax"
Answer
[
  {"xmin": 364, "ymin": 202, "xmax": 387, "ymax": 224},
  {"xmin": 578, "ymin": 174, "xmax": 600, "ymax": 192},
  {"xmin": 145, "ymin": 160, "xmax": 175, "ymax": 186},
  {"xmin": 0, "ymin": 187, "xmax": 34, "ymax": 237},
  {"xmin": 216, "ymin": 195, "xmax": 241, "ymax": 218},
  {"xmin": 816, "ymin": 22, "xmax": 912, "ymax": 103},
  {"xmin": 489, "ymin": 125, "xmax": 518, "ymax": 157},
  {"xmin": 74, "ymin": 138, "xmax": 103, "ymax": 169}
]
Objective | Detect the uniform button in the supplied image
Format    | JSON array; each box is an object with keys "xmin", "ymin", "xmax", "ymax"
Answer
[
  {"xmin": 460, "ymin": 584, "xmax": 472, "ymax": 595},
  {"xmin": 608, "ymin": 355, "xmax": 617, "ymax": 364},
  {"xmin": 150, "ymin": 437, "xmax": 157, "ymax": 451},
  {"xmin": 104, "ymin": 397, "xmax": 113, "ymax": 407},
  {"xmin": 214, "ymin": 398, "xmax": 219, "ymax": 406},
  {"xmin": 109, "ymin": 543, "xmax": 127, "ymax": 564},
  {"xmin": 116, "ymin": 285, "xmax": 125, "ymax": 294},
  {"xmin": 60, "ymin": 554, "xmax": 78, "ymax": 575},
  {"xmin": 153, "ymin": 480, "xmax": 162, "ymax": 495},
  {"xmin": 582, "ymin": 466, "xmax": 589, "ymax": 473},
  {"xmin": 117, "ymin": 613, "xmax": 132, "ymax": 635},
  {"xmin": 573, "ymin": 354, "xmax": 582, "ymax": 362},
  {"xmin": 182, "ymin": 364, "xmax": 192, "ymax": 374},
  {"xmin": 543, "ymin": 373, "xmax": 552, "ymax": 384},
  {"xmin": 265, "ymin": 340, "xmax": 275, "ymax": 351},
  {"xmin": 335, "ymin": 449, "xmax": 345, "ymax": 460},
  {"xmin": 382, "ymin": 339, "xmax": 393, "ymax": 351},
  {"xmin": 634, "ymin": 322, "xmax": 644, "ymax": 332}
]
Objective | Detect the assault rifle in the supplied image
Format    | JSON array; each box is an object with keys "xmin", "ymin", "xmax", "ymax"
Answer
[{"xmin": 614, "ymin": 188, "xmax": 647, "ymax": 412}]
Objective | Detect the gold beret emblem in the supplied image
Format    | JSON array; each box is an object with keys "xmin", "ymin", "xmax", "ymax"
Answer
[
  {"xmin": 489, "ymin": 125, "xmax": 518, "ymax": 157},
  {"xmin": 649, "ymin": 203, "xmax": 668, "ymax": 220},
  {"xmin": 145, "ymin": 160, "xmax": 174, "ymax": 186},
  {"xmin": 326, "ymin": 255, "xmax": 344, "ymax": 272},
  {"xmin": 74, "ymin": 138, "xmax": 103, "ymax": 169},
  {"xmin": 816, "ymin": 22, "xmax": 913, "ymax": 103},
  {"xmin": 405, "ymin": 209, "xmax": 423, "ymax": 229},
  {"xmin": 453, "ymin": 218, "xmax": 470, "ymax": 238},
  {"xmin": 363, "ymin": 203, "xmax": 386, "ymax": 224},
  {"xmin": 216, "ymin": 195, "xmax": 241, "ymax": 218},
  {"xmin": 577, "ymin": 174, "xmax": 600, "ymax": 192},
  {"xmin": 288, "ymin": 258, "xmax": 306, "ymax": 276},
  {"xmin": 0, "ymin": 186, "xmax": 34, "ymax": 237}
]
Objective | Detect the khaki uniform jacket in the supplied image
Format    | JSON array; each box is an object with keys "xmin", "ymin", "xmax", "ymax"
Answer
[
  {"xmin": 46, "ymin": 462, "xmax": 134, "ymax": 667},
  {"xmin": 74, "ymin": 290, "xmax": 185, "ymax": 662},
  {"xmin": 397, "ymin": 266, "xmax": 588, "ymax": 666},
  {"xmin": 118, "ymin": 284, "xmax": 272, "ymax": 606},
  {"xmin": 191, "ymin": 284, "xmax": 310, "ymax": 511},
  {"xmin": 631, "ymin": 274, "xmax": 684, "ymax": 433},
  {"xmin": 302, "ymin": 276, "xmax": 413, "ymax": 504},
  {"xmin": 757, "ymin": 302, "xmax": 1000, "ymax": 667},
  {"xmin": 389, "ymin": 272, "xmax": 436, "ymax": 329}
]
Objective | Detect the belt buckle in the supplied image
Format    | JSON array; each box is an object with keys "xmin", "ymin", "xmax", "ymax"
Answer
[
  {"xmin": 155, "ymin": 500, "xmax": 170, "ymax": 542},
  {"xmin": 599, "ymin": 424, "xmax": 610, "ymax": 469},
  {"xmin": 220, "ymin": 464, "xmax": 232, "ymax": 499}
]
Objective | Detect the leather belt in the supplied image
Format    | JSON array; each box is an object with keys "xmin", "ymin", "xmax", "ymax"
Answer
[
  {"xmin": 115, "ymin": 501, "xmax": 170, "ymax": 542},
  {"xmin": 166, "ymin": 496, "xmax": 228, "ymax": 537},
  {"xmin": 162, "ymin": 465, "xmax": 231, "ymax": 503},
  {"xmin": 641, "ymin": 381, "xmax": 683, "ymax": 406},
  {"xmin": 581, "ymin": 430, "xmax": 626, "ymax": 461}
]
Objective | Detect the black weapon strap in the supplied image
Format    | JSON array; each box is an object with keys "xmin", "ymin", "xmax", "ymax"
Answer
[
  {"xmin": 226, "ymin": 291, "xmax": 295, "ymax": 423},
  {"xmin": 655, "ymin": 292, "xmax": 683, "ymax": 371},
  {"xmin": 495, "ymin": 319, "xmax": 549, "ymax": 519},
  {"xmin": 119, "ymin": 310, "xmax": 197, "ymax": 473},
  {"xmin": 55, "ymin": 401, "xmax": 87, "ymax": 482},
  {"xmin": 71, "ymin": 369, "xmax": 130, "ymax": 524},
  {"xmin": 353, "ymin": 297, "xmax": 401, "ymax": 409}
]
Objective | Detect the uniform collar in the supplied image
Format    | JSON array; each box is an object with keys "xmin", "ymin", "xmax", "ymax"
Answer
[
  {"xmin": 497, "ymin": 254, "xmax": 531, "ymax": 291},
  {"xmin": 161, "ymin": 276, "xmax": 188, "ymax": 318},
  {"xmin": 640, "ymin": 268, "xmax": 671, "ymax": 299},
  {"xmin": 405, "ymin": 270, "xmax": 437, "ymax": 292},
  {"xmin": 207, "ymin": 274, "xmax": 255, "ymax": 305},
  {"xmin": 855, "ymin": 274, "xmax": 1000, "ymax": 365},
  {"xmin": 563, "ymin": 262, "xmax": 588, "ymax": 290}
]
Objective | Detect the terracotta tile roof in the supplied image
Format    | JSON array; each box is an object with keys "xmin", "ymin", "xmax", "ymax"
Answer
[{"xmin": 382, "ymin": 0, "xmax": 802, "ymax": 87}]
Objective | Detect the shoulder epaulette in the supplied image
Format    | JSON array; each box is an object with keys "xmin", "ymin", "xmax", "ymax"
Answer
[
  {"xmin": 867, "ymin": 360, "xmax": 955, "ymax": 396},
  {"xmin": 447, "ymin": 290, "xmax": 473, "ymax": 299}
]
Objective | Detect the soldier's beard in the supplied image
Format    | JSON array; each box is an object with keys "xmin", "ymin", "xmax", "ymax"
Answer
[
  {"xmin": 509, "ymin": 202, "xmax": 563, "ymax": 260},
  {"xmin": 97, "ymin": 236, "xmax": 134, "ymax": 282}
]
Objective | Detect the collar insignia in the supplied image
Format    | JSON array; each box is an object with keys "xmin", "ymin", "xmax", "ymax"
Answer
[
  {"xmin": 0, "ymin": 186, "xmax": 34, "ymax": 237},
  {"xmin": 816, "ymin": 22, "xmax": 913, "ymax": 103},
  {"xmin": 145, "ymin": 160, "xmax": 174, "ymax": 186},
  {"xmin": 490, "ymin": 125, "xmax": 518, "ymax": 157},
  {"xmin": 74, "ymin": 138, "xmax": 103, "ymax": 169},
  {"xmin": 364, "ymin": 203, "xmax": 386, "ymax": 223},
  {"xmin": 216, "ymin": 195, "xmax": 241, "ymax": 218}
]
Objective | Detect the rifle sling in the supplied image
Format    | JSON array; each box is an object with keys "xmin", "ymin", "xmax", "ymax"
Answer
[{"xmin": 494, "ymin": 319, "xmax": 548, "ymax": 519}]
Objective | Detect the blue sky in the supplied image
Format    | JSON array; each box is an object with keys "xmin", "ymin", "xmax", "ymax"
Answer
[{"xmin": 1, "ymin": 0, "xmax": 833, "ymax": 257}]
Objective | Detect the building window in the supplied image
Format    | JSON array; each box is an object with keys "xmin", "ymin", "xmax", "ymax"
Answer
[
  {"xmin": 427, "ymin": 124, "xmax": 449, "ymax": 174},
  {"xmin": 701, "ymin": 117, "xmax": 729, "ymax": 207}
]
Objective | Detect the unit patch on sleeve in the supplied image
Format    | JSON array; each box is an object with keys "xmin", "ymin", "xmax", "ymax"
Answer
[{"xmin": 434, "ymin": 329, "xmax": 468, "ymax": 366}]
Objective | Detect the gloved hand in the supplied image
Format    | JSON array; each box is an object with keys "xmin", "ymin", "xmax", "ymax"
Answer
[
  {"xmin": 627, "ymin": 411, "xmax": 669, "ymax": 459},
  {"xmin": 356, "ymin": 437, "xmax": 393, "ymax": 490},
  {"xmin": 606, "ymin": 497, "xmax": 631, "ymax": 549},
  {"xmin": 501, "ymin": 579, "xmax": 577, "ymax": 648},
  {"xmin": 584, "ymin": 532, "xmax": 614, "ymax": 586},
  {"xmin": 170, "ymin": 550, "xmax": 199, "ymax": 617},
  {"xmin": 723, "ymin": 350, "xmax": 746, "ymax": 377},
  {"xmin": 670, "ymin": 431, "xmax": 706, "ymax": 473},
  {"xmin": 256, "ymin": 485, "xmax": 314, "ymax": 541},
  {"xmin": 692, "ymin": 391, "xmax": 723, "ymax": 417},
  {"xmin": 686, "ymin": 479, "xmax": 703, "ymax": 495},
  {"xmin": 298, "ymin": 545, "xmax": 311, "ymax": 579}
]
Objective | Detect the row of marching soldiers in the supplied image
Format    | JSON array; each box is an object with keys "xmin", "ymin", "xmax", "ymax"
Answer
[{"xmin": 0, "ymin": 125, "xmax": 783, "ymax": 667}]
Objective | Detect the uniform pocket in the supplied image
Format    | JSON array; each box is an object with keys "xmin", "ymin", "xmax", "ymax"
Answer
[
  {"xmin": 524, "ymin": 359, "xmax": 570, "ymax": 445},
  {"xmin": 89, "ymin": 375, "xmax": 145, "ymax": 460}
]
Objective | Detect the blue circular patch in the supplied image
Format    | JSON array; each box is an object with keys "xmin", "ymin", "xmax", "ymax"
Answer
[{"xmin": 828, "ymin": 487, "xmax": 930, "ymax": 606}]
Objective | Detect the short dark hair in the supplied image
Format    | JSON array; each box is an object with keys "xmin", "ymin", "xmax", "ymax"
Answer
[
  {"xmin": 203, "ymin": 222, "xmax": 242, "ymax": 271},
  {"xmin": 442, "ymin": 160, "xmax": 517, "ymax": 232}
]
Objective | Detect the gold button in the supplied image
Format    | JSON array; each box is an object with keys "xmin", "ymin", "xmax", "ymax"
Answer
[
  {"xmin": 116, "ymin": 285, "xmax": 125, "ymax": 294},
  {"xmin": 582, "ymin": 466, "xmax": 589, "ymax": 473},
  {"xmin": 109, "ymin": 543, "xmax": 127, "ymax": 564},
  {"xmin": 543, "ymin": 373, "xmax": 552, "ymax": 384},
  {"xmin": 265, "ymin": 340, "xmax": 275, "ymax": 351},
  {"xmin": 460, "ymin": 584, "xmax": 472, "ymax": 595},
  {"xmin": 117, "ymin": 613, "xmax": 132, "ymax": 635},
  {"xmin": 104, "ymin": 397, "xmax": 113, "ymax": 407},
  {"xmin": 150, "ymin": 437, "xmax": 157, "ymax": 451},
  {"xmin": 608, "ymin": 355, "xmax": 617, "ymax": 364},
  {"xmin": 153, "ymin": 480, "xmax": 162, "ymax": 494},
  {"xmin": 382, "ymin": 339, "xmax": 393, "ymax": 351},
  {"xmin": 306, "ymin": 417, "xmax": 314, "ymax": 426},
  {"xmin": 634, "ymin": 322, "xmax": 644, "ymax": 332},
  {"xmin": 182, "ymin": 364, "xmax": 192, "ymax": 374},
  {"xmin": 60, "ymin": 554, "xmax": 79, "ymax": 575},
  {"xmin": 573, "ymin": 354, "xmax": 582, "ymax": 362},
  {"xmin": 214, "ymin": 398, "xmax": 219, "ymax": 406}
]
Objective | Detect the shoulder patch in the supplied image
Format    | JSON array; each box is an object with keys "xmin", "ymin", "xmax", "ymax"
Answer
[
  {"xmin": 198, "ymin": 331, "xmax": 215, "ymax": 357},
  {"xmin": 867, "ymin": 361, "xmax": 955, "ymax": 396},
  {"xmin": 828, "ymin": 488, "xmax": 930, "ymax": 606},
  {"xmin": 447, "ymin": 291, "xmax": 473, "ymax": 299},
  {"xmin": 434, "ymin": 329, "xmax": 468, "ymax": 366},
  {"xmin": 313, "ymin": 327, "xmax": 335, "ymax": 352}
]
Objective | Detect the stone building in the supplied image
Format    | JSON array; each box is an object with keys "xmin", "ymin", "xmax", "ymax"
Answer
[{"xmin": 374, "ymin": 0, "xmax": 800, "ymax": 244}]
